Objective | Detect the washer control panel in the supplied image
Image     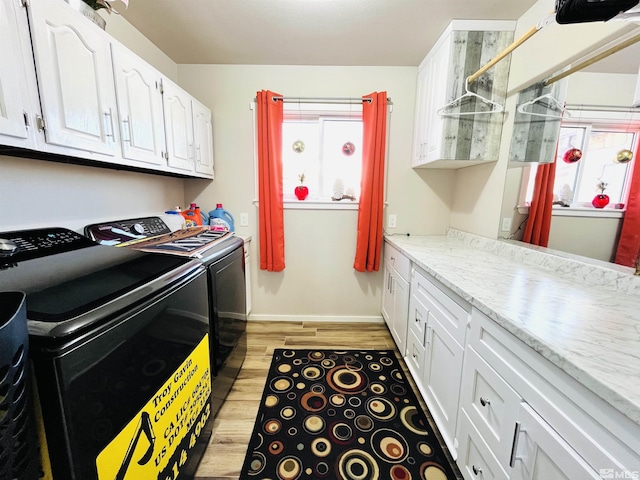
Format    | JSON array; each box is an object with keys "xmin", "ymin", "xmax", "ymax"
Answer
[
  {"xmin": 0, "ymin": 228, "xmax": 95, "ymax": 262},
  {"xmin": 84, "ymin": 217, "xmax": 172, "ymax": 245}
]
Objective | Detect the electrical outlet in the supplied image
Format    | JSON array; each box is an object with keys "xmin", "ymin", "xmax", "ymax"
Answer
[
  {"xmin": 501, "ymin": 217, "xmax": 512, "ymax": 232},
  {"xmin": 240, "ymin": 213, "xmax": 249, "ymax": 227},
  {"xmin": 388, "ymin": 214, "xmax": 397, "ymax": 229}
]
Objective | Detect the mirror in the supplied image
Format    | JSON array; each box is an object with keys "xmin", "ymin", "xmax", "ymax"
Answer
[{"xmin": 500, "ymin": 42, "xmax": 640, "ymax": 264}]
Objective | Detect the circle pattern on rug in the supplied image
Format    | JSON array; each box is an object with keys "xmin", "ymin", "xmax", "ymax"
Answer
[{"xmin": 241, "ymin": 350, "xmax": 458, "ymax": 480}]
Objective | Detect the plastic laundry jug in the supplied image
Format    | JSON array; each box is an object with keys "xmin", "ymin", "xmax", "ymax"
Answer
[
  {"xmin": 181, "ymin": 203, "xmax": 203, "ymax": 227},
  {"xmin": 208, "ymin": 204, "xmax": 234, "ymax": 232}
]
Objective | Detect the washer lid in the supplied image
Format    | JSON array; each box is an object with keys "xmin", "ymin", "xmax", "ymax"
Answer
[{"xmin": 0, "ymin": 227, "xmax": 200, "ymax": 337}]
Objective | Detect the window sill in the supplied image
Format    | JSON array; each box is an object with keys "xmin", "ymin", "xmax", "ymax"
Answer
[
  {"xmin": 253, "ymin": 199, "xmax": 360, "ymax": 210},
  {"xmin": 517, "ymin": 205, "xmax": 625, "ymax": 218}
]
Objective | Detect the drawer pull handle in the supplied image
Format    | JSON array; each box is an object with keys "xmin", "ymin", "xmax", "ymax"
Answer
[
  {"xmin": 509, "ymin": 421, "xmax": 523, "ymax": 468},
  {"xmin": 480, "ymin": 397, "xmax": 491, "ymax": 407},
  {"xmin": 472, "ymin": 465, "xmax": 483, "ymax": 475}
]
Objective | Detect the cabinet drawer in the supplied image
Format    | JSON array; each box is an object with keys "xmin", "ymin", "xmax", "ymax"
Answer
[
  {"xmin": 412, "ymin": 267, "xmax": 469, "ymax": 347},
  {"xmin": 457, "ymin": 410, "xmax": 507, "ymax": 480},
  {"xmin": 459, "ymin": 347, "xmax": 522, "ymax": 468},
  {"xmin": 383, "ymin": 243, "xmax": 410, "ymax": 281},
  {"xmin": 407, "ymin": 288, "xmax": 428, "ymax": 343},
  {"xmin": 406, "ymin": 329, "xmax": 425, "ymax": 378},
  {"xmin": 469, "ymin": 308, "xmax": 640, "ymax": 474}
]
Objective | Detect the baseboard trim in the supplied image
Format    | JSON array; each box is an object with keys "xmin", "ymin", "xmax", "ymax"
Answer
[{"xmin": 247, "ymin": 314, "xmax": 385, "ymax": 323}]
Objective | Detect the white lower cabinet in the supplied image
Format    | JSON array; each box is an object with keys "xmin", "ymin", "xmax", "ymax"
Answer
[
  {"xmin": 405, "ymin": 266, "xmax": 470, "ymax": 458},
  {"xmin": 510, "ymin": 403, "xmax": 600, "ymax": 480},
  {"xmin": 382, "ymin": 243, "xmax": 410, "ymax": 356},
  {"xmin": 457, "ymin": 308, "xmax": 640, "ymax": 479},
  {"xmin": 385, "ymin": 242, "xmax": 640, "ymax": 480}
]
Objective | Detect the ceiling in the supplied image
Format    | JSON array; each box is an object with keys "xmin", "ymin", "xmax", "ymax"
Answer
[{"xmin": 112, "ymin": 0, "xmax": 640, "ymax": 74}]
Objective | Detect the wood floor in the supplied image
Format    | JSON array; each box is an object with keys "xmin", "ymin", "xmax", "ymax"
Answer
[{"xmin": 194, "ymin": 321, "xmax": 462, "ymax": 480}]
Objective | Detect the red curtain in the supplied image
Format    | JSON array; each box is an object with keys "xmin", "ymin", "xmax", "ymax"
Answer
[
  {"xmin": 256, "ymin": 90, "xmax": 285, "ymax": 272},
  {"xmin": 614, "ymin": 141, "xmax": 640, "ymax": 267},
  {"xmin": 522, "ymin": 160, "xmax": 557, "ymax": 247},
  {"xmin": 354, "ymin": 92, "xmax": 387, "ymax": 272}
]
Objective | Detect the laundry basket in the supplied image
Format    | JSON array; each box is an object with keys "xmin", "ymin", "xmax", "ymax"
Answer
[{"xmin": 0, "ymin": 292, "xmax": 38, "ymax": 480}]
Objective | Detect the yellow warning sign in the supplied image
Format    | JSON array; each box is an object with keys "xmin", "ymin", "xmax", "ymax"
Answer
[{"xmin": 96, "ymin": 334, "xmax": 211, "ymax": 480}]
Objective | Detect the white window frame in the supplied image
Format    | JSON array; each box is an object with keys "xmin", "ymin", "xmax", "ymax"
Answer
[
  {"xmin": 250, "ymin": 101, "xmax": 392, "ymax": 211},
  {"xmin": 518, "ymin": 109, "xmax": 640, "ymax": 219}
]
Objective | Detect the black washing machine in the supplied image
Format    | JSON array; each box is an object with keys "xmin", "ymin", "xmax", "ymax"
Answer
[
  {"xmin": 0, "ymin": 227, "xmax": 214, "ymax": 480},
  {"xmin": 84, "ymin": 217, "xmax": 247, "ymax": 418}
]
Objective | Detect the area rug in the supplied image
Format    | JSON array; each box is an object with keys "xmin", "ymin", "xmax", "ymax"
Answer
[{"xmin": 239, "ymin": 349, "xmax": 458, "ymax": 480}]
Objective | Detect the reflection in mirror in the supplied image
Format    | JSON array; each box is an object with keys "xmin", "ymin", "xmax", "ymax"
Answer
[{"xmin": 501, "ymin": 43, "xmax": 640, "ymax": 265}]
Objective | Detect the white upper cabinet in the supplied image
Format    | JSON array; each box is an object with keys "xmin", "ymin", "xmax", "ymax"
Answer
[
  {"xmin": 27, "ymin": 0, "xmax": 119, "ymax": 157},
  {"xmin": 111, "ymin": 42, "xmax": 166, "ymax": 168},
  {"xmin": 162, "ymin": 78, "xmax": 195, "ymax": 174},
  {"xmin": 0, "ymin": 0, "xmax": 41, "ymax": 149},
  {"xmin": 192, "ymin": 98, "xmax": 214, "ymax": 177},
  {"xmin": 162, "ymin": 79, "xmax": 214, "ymax": 178},
  {"xmin": 412, "ymin": 20, "xmax": 515, "ymax": 169},
  {"xmin": 0, "ymin": 0, "xmax": 214, "ymax": 179}
]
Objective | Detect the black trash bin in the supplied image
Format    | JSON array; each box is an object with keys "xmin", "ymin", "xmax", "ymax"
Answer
[{"xmin": 0, "ymin": 292, "xmax": 39, "ymax": 480}]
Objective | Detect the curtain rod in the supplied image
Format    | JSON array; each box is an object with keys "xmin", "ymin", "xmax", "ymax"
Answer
[{"xmin": 271, "ymin": 96, "xmax": 391, "ymax": 104}]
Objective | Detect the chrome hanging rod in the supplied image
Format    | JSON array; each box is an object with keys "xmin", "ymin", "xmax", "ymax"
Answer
[{"xmin": 271, "ymin": 96, "xmax": 391, "ymax": 104}]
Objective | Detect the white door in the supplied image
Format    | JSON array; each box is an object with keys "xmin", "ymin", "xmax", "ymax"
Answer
[
  {"xmin": 422, "ymin": 314, "xmax": 464, "ymax": 453},
  {"xmin": 27, "ymin": 0, "xmax": 118, "ymax": 156},
  {"xmin": 192, "ymin": 98, "xmax": 214, "ymax": 176},
  {"xmin": 0, "ymin": 0, "xmax": 38, "ymax": 148},
  {"xmin": 162, "ymin": 79, "xmax": 194, "ymax": 173},
  {"xmin": 510, "ymin": 403, "xmax": 600, "ymax": 480},
  {"xmin": 111, "ymin": 43, "xmax": 165, "ymax": 167}
]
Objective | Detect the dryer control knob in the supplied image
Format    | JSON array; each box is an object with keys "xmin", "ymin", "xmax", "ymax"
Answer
[
  {"xmin": 133, "ymin": 223, "xmax": 145, "ymax": 234},
  {"xmin": 0, "ymin": 239, "xmax": 19, "ymax": 257}
]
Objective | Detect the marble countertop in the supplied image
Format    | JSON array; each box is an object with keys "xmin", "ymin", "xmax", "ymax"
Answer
[{"xmin": 385, "ymin": 230, "xmax": 640, "ymax": 427}]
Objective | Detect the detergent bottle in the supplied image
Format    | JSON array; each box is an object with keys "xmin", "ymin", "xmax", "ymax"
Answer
[
  {"xmin": 208, "ymin": 204, "xmax": 234, "ymax": 232},
  {"xmin": 181, "ymin": 203, "xmax": 203, "ymax": 227}
]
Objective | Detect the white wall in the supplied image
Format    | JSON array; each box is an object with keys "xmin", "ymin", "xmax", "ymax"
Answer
[
  {"xmin": 177, "ymin": 65, "xmax": 454, "ymax": 320},
  {"xmin": 0, "ymin": 156, "xmax": 185, "ymax": 232}
]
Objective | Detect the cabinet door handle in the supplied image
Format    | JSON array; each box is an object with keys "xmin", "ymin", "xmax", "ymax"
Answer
[
  {"xmin": 472, "ymin": 465, "xmax": 483, "ymax": 475},
  {"xmin": 104, "ymin": 110, "xmax": 115, "ymax": 140},
  {"xmin": 424, "ymin": 325, "xmax": 432, "ymax": 346},
  {"xmin": 480, "ymin": 397, "xmax": 491, "ymax": 407},
  {"xmin": 122, "ymin": 117, "xmax": 132, "ymax": 143},
  {"xmin": 509, "ymin": 421, "xmax": 523, "ymax": 468}
]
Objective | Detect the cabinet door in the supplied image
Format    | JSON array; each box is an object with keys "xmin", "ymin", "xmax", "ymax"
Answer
[
  {"xmin": 162, "ymin": 79, "xmax": 194, "ymax": 173},
  {"xmin": 422, "ymin": 314, "xmax": 464, "ymax": 455},
  {"xmin": 0, "ymin": 0, "xmax": 40, "ymax": 149},
  {"xmin": 27, "ymin": 0, "xmax": 119, "ymax": 156},
  {"xmin": 192, "ymin": 98, "xmax": 214, "ymax": 177},
  {"xmin": 425, "ymin": 36, "xmax": 451, "ymax": 163},
  {"xmin": 111, "ymin": 43, "xmax": 165, "ymax": 167},
  {"xmin": 510, "ymin": 403, "xmax": 600, "ymax": 480},
  {"xmin": 381, "ymin": 261, "xmax": 394, "ymax": 328},
  {"xmin": 391, "ymin": 273, "xmax": 409, "ymax": 357}
]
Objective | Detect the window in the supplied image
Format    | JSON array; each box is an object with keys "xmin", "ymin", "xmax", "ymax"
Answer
[
  {"xmin": 524, "ymin": 117, "xmax": 639, "ymax": 212},
  {"xmin": 282, "ymin": 104, "xmax": 363, "ymax": 205}
]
